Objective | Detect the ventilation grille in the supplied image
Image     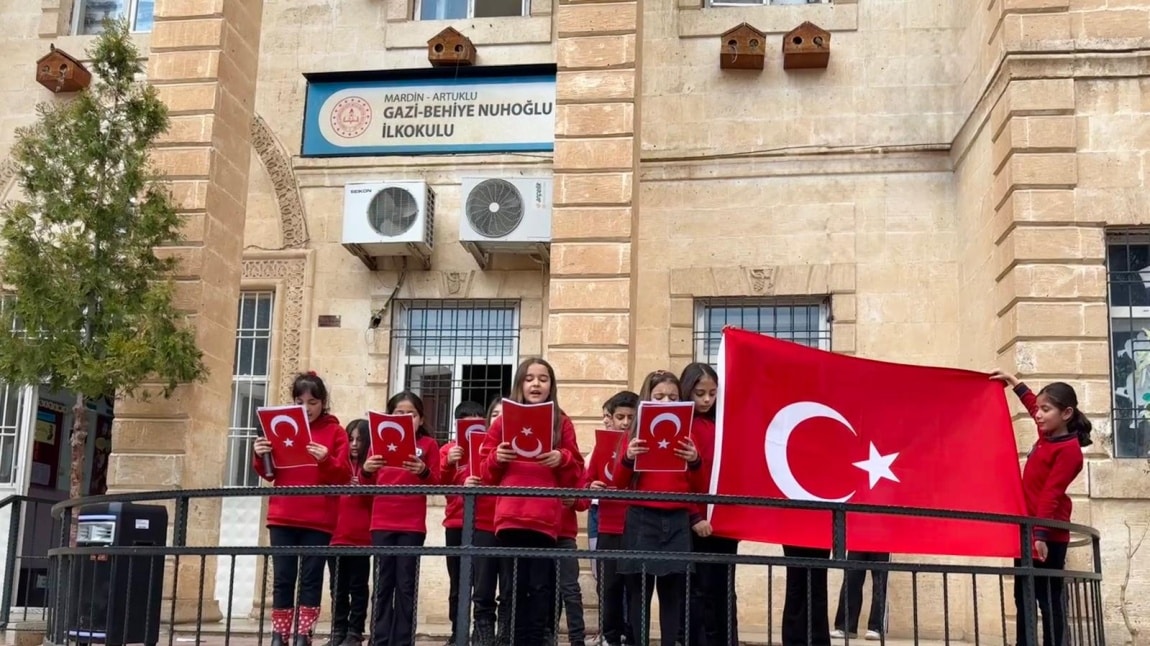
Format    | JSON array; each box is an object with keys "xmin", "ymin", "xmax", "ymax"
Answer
[
  {"xmin": 465, "ymin": 178, "xmax": 524, "ymax": 238},
  {"xmin": 367, "ymin": 186, "xmax": 419, "ymax": 237}
]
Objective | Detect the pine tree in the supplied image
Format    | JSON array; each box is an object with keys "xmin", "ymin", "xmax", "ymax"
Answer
[{"xmin": 0, "ymin": 19, "xmax": 206, "ymax": 506}]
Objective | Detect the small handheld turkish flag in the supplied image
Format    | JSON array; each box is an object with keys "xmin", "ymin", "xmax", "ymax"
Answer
[
  {"xmin": 633, "ymin": 401, "xmax": 695, "ymax": 473},
  {"xmin": 591, "ymin": 429, "xmax": 626, "ymax": 485},
  {"xmin": 256, "ymin": 405, "xmax": 315, "ymax": 469},
  {"xmin": 500, "ymin": 399, "xmax": 554, "ymax": 460},
  {"xmin": 367, "ymin": 412, "xmax": 418, "ymax": 469},
  {"xmin": 456, "ymin": 419, "xmax": 487, "ymax": 465},
  {"xmin": 467, "ymin": 429, "xmax": 486, "ymax": 469}
]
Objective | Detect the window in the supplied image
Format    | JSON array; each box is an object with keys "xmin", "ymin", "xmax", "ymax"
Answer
[
  {"xmin": 708, "ymin": 0, "xmax": 829, "ymax": 6},
  {"xmin": 694, "ymin": 297, "xmax": 831, "ymax": 365},
  {"xmin": 224, "ymin": 292, "xmax": 274, "ymax": 487},
  {"xmin": 0, "ymin": 384, "xmax": 25, "ymax": 487},
  {"xmin": 73, "ymin": 0, "xmax": 154, "ymax": 35},
  {"xmin": 390, "ymin": 300, "xmax": 520, "ymax": 444},
  {"xmin": 1107, "ymin": 232, "xmax": 1150, "ymax": 458},
  {"xmin": 416, "ymin": 0, "xmax": 526, "ymax": 20}
]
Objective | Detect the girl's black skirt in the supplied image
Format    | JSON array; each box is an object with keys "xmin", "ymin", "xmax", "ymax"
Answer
[{"xmin": 619, "ymin": 506, "xmax": 693, "ymax": 576}]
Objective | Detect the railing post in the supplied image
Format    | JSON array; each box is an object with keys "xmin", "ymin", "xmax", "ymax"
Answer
[
  {"xmin": 1092, "ymin": 534, "xmax": 1106, "ymax": 646},
  {"xmin": 456, "ymin": 490, "xmax": 476, "ymax": 646},
  {"xmin": 0, "ymin": 497, "xmax": 23, "ymax": 630},
  {"xmin": 1019, "ymin": 521, "xmax": 1038, "ymax": 646},
  {"xmin": 831, "ymin": 507, "xmax": 847, "ymax": 561}
]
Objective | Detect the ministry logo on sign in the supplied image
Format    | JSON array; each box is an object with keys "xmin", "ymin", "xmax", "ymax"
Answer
[{"xmin": 330, "ymin": 96, "xmax": 372, "ymax": 138}]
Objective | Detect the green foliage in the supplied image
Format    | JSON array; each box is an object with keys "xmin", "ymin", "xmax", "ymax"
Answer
[{"xmin": 0, "ymin": 19, "xmax": 206, "ymax": 400}]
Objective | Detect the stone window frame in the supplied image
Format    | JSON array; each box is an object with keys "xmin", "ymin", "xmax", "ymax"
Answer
[
  {"xmin": 676, "ymin": 0, "xmax": 858, "ymax": 39},
  {"xmin": 1103, "ymin": 229, "xmax": 1150, "ymax": 460},
  {"xmin": 383, "ymin": 0, "xmax": 553, "ymax": 50},
  {"xmin": 667, "ymin": 263, "xmax": 857, "ymax": 370}
]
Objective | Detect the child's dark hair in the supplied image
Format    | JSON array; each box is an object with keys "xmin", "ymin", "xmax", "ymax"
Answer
[
  {"xmin": 638, "ymin": 370, "xmax": 681, "ymax": 403},
  {"xmin": 679, "ymin": 362, "xmax": 719, "ymax": 421},
  {"xmin": 291, "ymin": 371, "xmax": 329, "ymax": 412},
  {"xmin": 486, "ymin": 396, "xmax": 503, "ymax": 426},
  {"xmin": 455, "ymin": 401, "xmax": 485, "ymax": 420},
  {"xmin": 1038, "ymin": 382, "xmax": 1093, "ymax": 447},
  {"xmin": 386, "ymin": 391, "xmax": 431, "ymax": 439},
  {"xmin": 345, "ymin": 418, "xmax": 368, "ymax": 465},
  {"xmin": 605, "ymin": 390, "xmax": 639, "ymax": 415}
]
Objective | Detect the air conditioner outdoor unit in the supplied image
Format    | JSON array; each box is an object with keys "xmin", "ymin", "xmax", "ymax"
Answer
[
  {"xmin": 341, "ymin": 181, "xmax": 435, "ymax": 269},
  {"xmin": 458, "ymin": 176, "xmax": 552, "ymax": 269}
]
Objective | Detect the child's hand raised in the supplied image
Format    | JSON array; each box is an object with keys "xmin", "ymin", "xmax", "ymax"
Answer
[
  {"xmin": 626, "ymin": 438, "xmax": 648, "ymax": 460},
  {"xmin": 674, "ymin": 437, "xmax": 698, "ymax": 463},
  {"xmin": 402, "ymin": 455, "xmax": 426, "ymax": 475},
  {"xmin": 494, "ymin": 442, "xmax": 517, "ymax": 463},
  {"xmin": 253, "ymin": 438, "xmax": 273, "ymax": 456},
  {"xmin": 990, "ymin": 370, "xmax": 1020, "ymax": 387},
  {"xmin": 537, "ymin": 450, "xmax": 563, "ymax": 468},
  {"xmin": 447, "ymin": 445, "xmax": 464, "ymax": 465},
  {"xmin": 306, "ymin": 442, "xmax": 329, "ymax": 462},
  {"xmin": 362, "ymin": 455, "xmax": 384, "ymax": 473}
]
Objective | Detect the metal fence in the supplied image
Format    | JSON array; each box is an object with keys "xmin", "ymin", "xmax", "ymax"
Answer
[
  {"xmin": 19, "ymin": 486, "xmax": 1106, "ymax": 646},
  {"xmin": 0, "ymin": 494, "xmax": 64, "ymax": 631}
]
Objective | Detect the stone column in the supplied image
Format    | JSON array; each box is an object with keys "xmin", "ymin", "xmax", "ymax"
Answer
[
  {"xmin": 550, "ymin": 0, "xmax": 641, "ymax": 440},
  {"xmin": 105, "ymin": 0, "xmax": 264, "ymax": 623}
]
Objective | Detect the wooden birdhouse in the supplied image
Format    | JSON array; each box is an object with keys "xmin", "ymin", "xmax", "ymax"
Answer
[
  {"xmin": 782, "ymin": 21, "xmax": 831, "ymax": 70},
  {"xmin": 36, "ymin": 45, "xmax": 92, "ymax": 93},
  {"xmin": 427, "ymin": 27, "xmax": 477, "ymax": 67},
  {"xmin": 719, "ymin": 23, "xmax": 767, "ymax": 71}
]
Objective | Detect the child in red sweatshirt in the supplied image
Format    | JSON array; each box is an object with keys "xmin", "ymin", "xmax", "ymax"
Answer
[
  {"xmin": 440, "ymin": 400, "xmax": 490, "ymax": 646},
  {"xmin": 361, "ymin": 391, "xmax": 441, "ymax": 646},
  {"xmin": 679, "ymin": 362, "xmax": 740, "ymax": 646},
  {"xmin": 327, "ymin": 419, "xmax": 372, "ymax": 646},
  {"xmin": 478, "ymin": 358, "xmax": 583, "ymax": 644},
  {"xmin": 613, "ymin": 371, "xmax": 705, "ymax": 646},
  {"xmin": 583, "ymin": 390, "xmax": 638, "ymax": 646},
  {"xmin": 992, "ymin": 371, "xmax": 1090, "ymax": 646},
  {"xmin": 252, "ymin": 372, "xmax": 351, "ymax": 646}
]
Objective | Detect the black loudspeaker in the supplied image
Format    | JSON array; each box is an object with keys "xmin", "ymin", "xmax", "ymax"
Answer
[{"xmin": 67, "ymin": 502, "xmax": 168, "ymax": 646}]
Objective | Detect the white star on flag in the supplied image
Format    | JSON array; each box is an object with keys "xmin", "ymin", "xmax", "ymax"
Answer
[
  {"xmin": 852, "ymin": 442, "xmax": 900, "ymax": 489},
  {"xmin": 283, "ymin": 439, "xmax": 293, "ymax": 447},
  {"xmin": 387, "ymin": 443, "xmax": 397, "ymax": 452},
  {"xmin": 658, "ymin": 439, "xmax": 670, "ymax": 449},
  {"xmin": 523, "ymin": 428, "xmax": 533, "ymax": 436}
]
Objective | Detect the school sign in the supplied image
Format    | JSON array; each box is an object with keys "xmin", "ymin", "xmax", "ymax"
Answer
[{"xmin": 302, "ymin": 65, "xmax": 557, "ymax": 157}]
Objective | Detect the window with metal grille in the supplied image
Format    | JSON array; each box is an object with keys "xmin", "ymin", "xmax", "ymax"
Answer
[
  {"xmin": 224, "ymin": 292, "xmax": 275, "ymax": 487},
  {"xmin": 707, "ymin": 0, "xmax": 831, "ymax": 7},
  {"xmin": 1107, "ymin": 231, "xmax": 1150, "ymax": 458},
  {"xmin": 694, "ymin": 297, "xmax": 831, "ymax": 365},
  {"xmin": 416, "ymin": 0, "xmax": 526, "ymax": 19},
  {"xmin": 73, "ymin": 0, "xmax": 154, "ymax": 34},
  {"xmin": 0, "ymin": 295, "xmax": 29, "ymax": 486},
  {"xmin": 390, "ymin": 300, "xmax": 520, "ymax": 444}
]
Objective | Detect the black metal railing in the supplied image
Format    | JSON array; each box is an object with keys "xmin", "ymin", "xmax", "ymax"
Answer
[
  {"xmin": 0, "ymin": 493, "xmax": 65, "ymax": 631},
  {"xmin": 36, "ymin": 486, "xmax": 1104, "ymax": 646}
]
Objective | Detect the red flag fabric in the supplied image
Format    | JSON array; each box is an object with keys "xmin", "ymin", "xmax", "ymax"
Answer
[
  {"xmin": 367, "ymin": 412, "xmax": 418, "ymax": 469},
  {"xmin": 456, "ymin": 419, "xmax": 487, "ymax": 465},
  {"xmin": 710, "ymin": 327, "xmax": 1027, "ymax": 558},
  {"xmin": 256, "ymin": 405, "xmax": 315, "ymax": 469},
  {"xmin": 500, "ymin": 399, "xmax": 554, "ymax": 460},
  {"xmin": 467, "ymin": 429, "xmax": 486, "ymax": 468},
  {"xmin": 634, "ymin": 401, "xmax": 695, "ymax": 473},
  {"xmin": 591, "ymin": 429, "xmax": 626, "ymax": 485}
]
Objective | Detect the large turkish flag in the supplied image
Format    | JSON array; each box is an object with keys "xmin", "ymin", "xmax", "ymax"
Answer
[{"xmin": 710, "ymin": 328, "xmax": 1027, "ymax": 558}]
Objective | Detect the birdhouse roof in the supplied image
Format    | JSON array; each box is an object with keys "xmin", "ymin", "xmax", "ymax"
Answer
[
  {"xmin": 784, "ymin": 21, "xmax": 830, "ymax": 38},
  {"xmin": 722, "ymin": 22, "xmax": 766, "ymax": 39},
  {"xmin": 429, "ymin": 26, "xmax": 468, "ymax": 42},
  {"xmin": 36, "ymin": 45, "xmax": 85, "ymax": 67}
]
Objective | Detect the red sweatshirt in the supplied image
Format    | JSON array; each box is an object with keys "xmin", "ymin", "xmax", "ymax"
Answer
[
  {"xmin": 614, "ymin": 437, "xmax": 707, "ymax": 526},
  {"xmin": 478, "ymin": 412, "xmax": 583, "ymax": 539},
  {"xmin": 559, "ymin": 498, "xmax": 590, "ymax": 540},
  {"xmin": 690, "ymin": 416, "xmax": 717, "ymax": 523},
  {"xmin": 581, "ymin": 433, "xmax": 629, "ymax": 536},
  {"xmin": 363, "ymin": 434, "xmax": 441, "ymax": 534},
  {"xmin": 253, "ymin": 413, "xmax": 352, "ymax": 535},
  {"xmin": 440, "ymin": 441, "xmax": 497, "ymax": 533},
  {"xmin": 1015, "ymin": 384, "xmax": 1084, "ymax": 544},
  {"xmin": 332, "ymin": 463, "xmax": 372, "ymax": 546}
]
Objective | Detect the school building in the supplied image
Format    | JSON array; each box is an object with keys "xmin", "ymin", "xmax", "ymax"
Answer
[{"xmin": 0, "ymin": 0, "xmax": 1149, "ymax": 641}]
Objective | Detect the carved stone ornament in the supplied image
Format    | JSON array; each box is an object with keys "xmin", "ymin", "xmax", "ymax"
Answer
[
  {"xmin": 0, "ymin": 161, "xmax": 17, "ymax": 203},
  {"xmin": 747, "ymin": 267, "xmax": 776, "ymax": 295},
  {"xmin": 242, "ymin": 258, "xmax": 306, "ymax": 402},
  {"xmin": 250, "ymin": 115, "xmax": 309, "ymax": 249},
  {"xmin": 444, "ymin": 271, "xmax": 470, "ymax": 296}
]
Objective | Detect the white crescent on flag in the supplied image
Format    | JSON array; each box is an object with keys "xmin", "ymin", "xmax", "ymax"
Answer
[{"xmin": 268, "ymin": 414, "xmax": 299, "ymax": 440}]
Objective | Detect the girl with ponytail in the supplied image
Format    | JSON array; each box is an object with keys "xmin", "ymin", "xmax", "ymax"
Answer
[{"xmin": 991, "ymin": 371, "xmax": 1088, "ymax": 646}]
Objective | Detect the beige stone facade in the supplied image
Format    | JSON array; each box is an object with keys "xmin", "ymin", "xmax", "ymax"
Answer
[{"xmin": 4, "ymin": 0, "xmax": 1150, "ymax": 641}]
